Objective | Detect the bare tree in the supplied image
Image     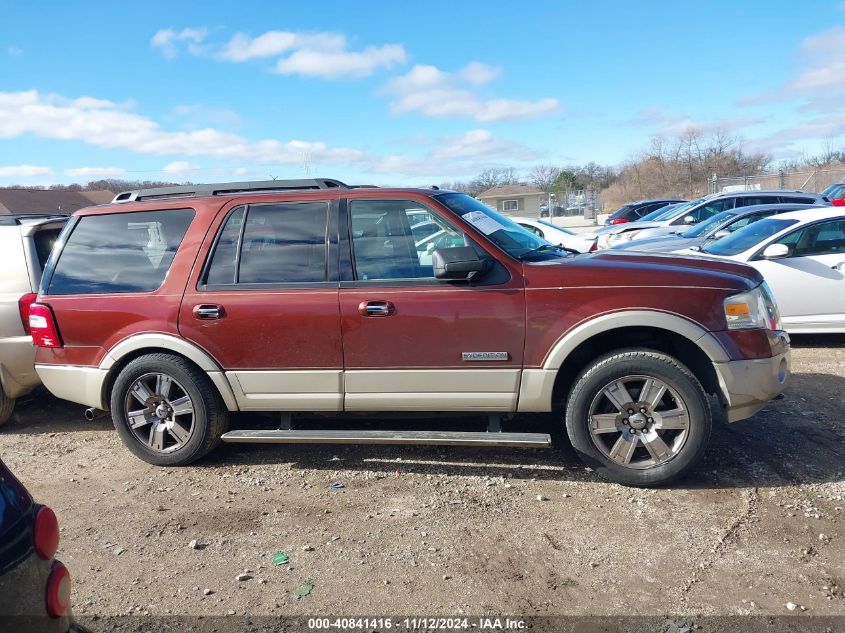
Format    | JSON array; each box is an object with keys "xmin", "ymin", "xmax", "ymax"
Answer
[{"xmin": 528, "ymin": 164, "xmax": 561, "ymax": 193}]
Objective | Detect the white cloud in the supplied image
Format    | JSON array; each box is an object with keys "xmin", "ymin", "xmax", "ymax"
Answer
[
  {"xmin": 64, "ymin": 166, "xmax": 125, "ymax": 177},
  {"xmin": 7, "ymin": 46, "xmax": 22, "ymax": 57},
  {"xmin": 742, "ymin": 26, "xmax": 845, "ymax": 111},
  {"xmin": 459, "ymin": 62, "xmax": 500, "ymax": 86},
  {"xmin": 199, "ymin": 29, "xmax": 407, "ymax": 79},
  {"xmin": 430, "ymin": 129, "xmax": 540, "ymax": 161},
  {"xmin": 274, "ymin": 44, "xmax": 406, "ymax": 79},
  {"xmin": 370, "ymin": 129, "xmax": 543, "ymax": 177},
  {"xmin": 151, "ymin": 27, "xmax": 208, "ymax": 59},
  {"xmin": 385, "ymin": 63, "xmax": 558, "ymax": 122},
  {"xmin": 0, "ymin": 164, "xmax": 50, "ymax": 177},
  {"xmin": 628, "ymin": 107, "xmax": 762, "ymax": 137},
  {"xmin": 163, "ymin": 160, "xmax": 200, "ymax": 174},
  {"xmin": 219, "ymin": 31, "xmax": 346, "ymax": 62},
  {"xmin": 0, "ymin": 90, "xmax": 365, "ymax": 167}
]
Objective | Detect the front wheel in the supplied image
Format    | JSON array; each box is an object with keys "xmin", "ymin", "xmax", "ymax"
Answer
[
  {"xmin": 565, "ymin": 349, "xmax": 712, "ymax": 487},
  {"xmin": 110, "ymin": 353, "xmax": 229, "ymax": 466}
]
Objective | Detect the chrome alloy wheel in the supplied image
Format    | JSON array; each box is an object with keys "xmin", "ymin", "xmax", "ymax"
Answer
[
  {"xmin": 124, "ymin": 372, "xmax": 195, "ymax": 453},
  {"xmin": 587, "ymin": 375, "xmax": 690, "ymax": 470}
]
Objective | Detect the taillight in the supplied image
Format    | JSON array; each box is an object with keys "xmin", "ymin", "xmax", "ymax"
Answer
[
  {"xmin": 589, "ymin": 240, "xmax": 598, "ymax": 252},
  {"xmin": 34, "ymin": 506, "xmax": 60, "ymax": 560},
  {"xmin": 45, "ymin": 562, "xmax": 71, "ymax": 618},
  {"xmin": 610, "ymin": 218, "xmax": 629, "ymax": 225},
  {"xmin": 28, "ymin": 303, "xmax": 63, "ymax": 348},
  {"xmin": 18, "ymin": 293, "xmax": 37, "ymax": 335}
]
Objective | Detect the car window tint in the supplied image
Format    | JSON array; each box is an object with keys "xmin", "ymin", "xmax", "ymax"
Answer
[
  {"xmin": 702, "ymin": 218, "xmax": 798, "ymax": 256},
  {"xmin": 780, "ymin": 196, "xmax": 816, "ymax": 204},
  {"xmin": 48, "ymin": 209, "xmax": 194, "ymax": 295},
  {"xmin": 782, "ymin": 220, "xmax": 845, "ymax": 257},
  {"xmin": 33, "ymin": 228, "xmax": 62, "ymax": 269},
  {"xmin": 236, "ymin": 202, "xmax": 328, "ymax": 284},
  {"xmin": 350, "ymin": 199, "xmax": 467, "ymax": 280},
  {"xmin": 736, "ymin": 196, "xmax": 777, "ymax": 207},
  {"xmin": 204, "ymin": 206, "xmax": 246, "ymax": 285}
]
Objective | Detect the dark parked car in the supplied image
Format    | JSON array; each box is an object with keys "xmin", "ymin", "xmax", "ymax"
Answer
[
  {"xmin": 604, "ymin": 199, "xmax": 686, "ymax": 225},
  {"xmin": 609, "ymin": 203, "xmax": 822, "ymax": 253},
  {"xmin": 0, "ymin": 459, "xmax": 86, "ymax": 632}
]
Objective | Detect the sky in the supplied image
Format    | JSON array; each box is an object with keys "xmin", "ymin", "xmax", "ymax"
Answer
[{"xmin": 2, "ymin": 0, "xmax": 845, "ymax": 187}]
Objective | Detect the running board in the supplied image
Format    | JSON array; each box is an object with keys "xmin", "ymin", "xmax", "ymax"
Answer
[{"xmin": 220, "ymin": 429, "xmax": 551, "ymax": 448}]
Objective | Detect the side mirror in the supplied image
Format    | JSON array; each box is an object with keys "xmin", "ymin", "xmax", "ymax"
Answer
[
  {"xmin": 433, "ymin": 246, "xmax": 487, "ymax": 280},
  {"xmin": 713, "ymin": 229, "xmax": 730, "ymax": 240},
  {"xmin": 762, "ymin": 243, "xmax": 789, "ymax": 259},
  {"xmin": 684, "ymin": 215, "xmax": 696, "ymax": 224}
]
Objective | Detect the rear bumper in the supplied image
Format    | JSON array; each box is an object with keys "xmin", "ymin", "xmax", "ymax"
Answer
[
  {"xmin": 0, "ymin": 335, "xmax": 39, "ymax": 398},
  {"xmin": 713, "ymin": 350, "xmax": 790, "ymax": 423},
  {"xmin": 34, "ymin": 365, "xmax": 107, "ymax": 410}
]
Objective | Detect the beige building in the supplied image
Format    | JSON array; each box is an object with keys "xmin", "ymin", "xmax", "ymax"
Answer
[{"xmin": 477, "ymin": 185, "xmax": 546, "ymax": 217}]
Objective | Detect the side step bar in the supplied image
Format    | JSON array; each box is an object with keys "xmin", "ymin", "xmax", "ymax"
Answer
[{"xmin": 221, "ymin": 429, "xmax": 551, "ymax": 448}]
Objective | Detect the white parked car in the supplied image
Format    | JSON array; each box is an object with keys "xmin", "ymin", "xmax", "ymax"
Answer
[
  {"xmin": 677, "ymin": 207, "xmax": 845, "ymax": 333},
  {"xmin": 512, "ymin": 217, "xmax": 595, "ymax": 253}
]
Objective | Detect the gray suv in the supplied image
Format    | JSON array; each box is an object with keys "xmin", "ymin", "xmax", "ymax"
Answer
[{"xmin": 0, "ymin": 214, "xmax": 66, "ymax": 426}]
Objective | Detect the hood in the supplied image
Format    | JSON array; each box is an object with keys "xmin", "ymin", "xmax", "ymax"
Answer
[{"xmin": 526, "ymin": 250, "xmax": 762, "ymax": 293}]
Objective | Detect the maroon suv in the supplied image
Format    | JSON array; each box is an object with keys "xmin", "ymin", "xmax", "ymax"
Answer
[{"xmin": 29, "ymin": 179, "xmax": 790, "ymax": 486}]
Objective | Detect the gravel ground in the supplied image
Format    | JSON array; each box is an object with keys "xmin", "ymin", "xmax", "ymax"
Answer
[{"xmin": 0, "ymin": 336, "xmax": 843, "ymax": 625}]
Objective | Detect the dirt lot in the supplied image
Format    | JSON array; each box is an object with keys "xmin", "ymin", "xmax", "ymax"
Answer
[{"xmin": 1, "ymin": 337, "xmax": 844, "ymax": 627}]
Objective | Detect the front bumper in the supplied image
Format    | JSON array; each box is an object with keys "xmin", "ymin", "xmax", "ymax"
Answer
[
  {"xmin": 713, "ymin": 349, "xmax": 790, "ymax": 423},
  {"xmin": 0, "ymin": 335, "xmax": 39, "ymax": 398}
]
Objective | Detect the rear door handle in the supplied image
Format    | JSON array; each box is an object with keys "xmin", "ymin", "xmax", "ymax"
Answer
[
  {"xmin": 193, "ymin": 304, "xmax": 225, "ymax": 320},
  {"xmin": 358, "ymin": 300, "xmax": 395, "ymax": 317}
]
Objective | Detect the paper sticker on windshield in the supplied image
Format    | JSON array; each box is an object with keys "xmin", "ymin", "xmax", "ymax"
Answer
[{"xmin": 462, "ymin": 211, "xmax": 505, "ymax": 235}]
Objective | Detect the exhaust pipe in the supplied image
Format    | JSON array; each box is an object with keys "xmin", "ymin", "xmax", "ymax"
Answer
[{"xmin": 84, "ymin": 408, "xmax": 108, "ymax": 421}]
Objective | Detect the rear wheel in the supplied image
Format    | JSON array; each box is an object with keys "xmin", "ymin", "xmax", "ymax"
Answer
[
  {"xmin": 565, "ymin": 349, "xmax": 712, "ymax": 487},
  {"xmin": 0, "ymin": 390, "xmax": 15, "ymax": 428},
  {"xmin": 110, "ymin": 353, "xmax": 229, "ymax": 466}
]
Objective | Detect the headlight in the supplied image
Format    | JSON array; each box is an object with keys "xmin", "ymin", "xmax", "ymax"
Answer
[{"xmin": 723, "ymin": 282, "xmax": 782, "ymax": 330}]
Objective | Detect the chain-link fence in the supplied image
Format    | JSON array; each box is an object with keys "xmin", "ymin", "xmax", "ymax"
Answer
[
  {"xmin": 538, "ymin": 188, "xmax": 604, "ymax": 222},
  {"xmin": 708, "ymin": 168, "xmax": 845, "ymax": 195}
]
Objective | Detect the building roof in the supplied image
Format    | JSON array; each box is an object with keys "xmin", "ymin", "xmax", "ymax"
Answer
[
  {"xmin": 0, "ymin": 189, "xmax": 115, "ymax": 214},
  {"xmin": 477, "ymin": 184, "xmax": 546, "ymax": 199}
]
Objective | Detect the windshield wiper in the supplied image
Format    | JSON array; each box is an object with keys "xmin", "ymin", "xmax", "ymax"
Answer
[{"xmin": 518, "ymin": 244, "xmax": 577, "ymax": 260}]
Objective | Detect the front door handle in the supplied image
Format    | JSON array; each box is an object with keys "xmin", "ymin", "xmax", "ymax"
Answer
[
  {"xmin": 358, "ymin": 300, "xmax": 395, "ymax": 317},
  {"xmin": 193, "ymin": 304, "xmax": 225, "ymax": 320}
]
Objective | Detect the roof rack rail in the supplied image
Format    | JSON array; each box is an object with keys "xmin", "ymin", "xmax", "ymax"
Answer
[{"xmin": 112, "ymin": 178, "xmax": 351, "ymax": 204}]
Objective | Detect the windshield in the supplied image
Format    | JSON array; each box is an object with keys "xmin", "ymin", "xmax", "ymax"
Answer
[
  {"xmin": 701, "ymin": 218, "xmax": 798, "ymax": 256},
  {"xmin": 682, "ymin": 210, "xmax": 737, "ymax": 238},
  {"xmin": 436, "ymin": 193, "xmax": 570, "ymax": 260}
]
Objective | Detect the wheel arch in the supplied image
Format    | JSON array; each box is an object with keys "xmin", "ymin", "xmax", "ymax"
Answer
[
  {"xmin": 99, "ymin": 334, "xmax": 239, "ymax": 412},
  {"xmin": 519, "ymin": 311, "xmax": 728, "ymax": 413}
]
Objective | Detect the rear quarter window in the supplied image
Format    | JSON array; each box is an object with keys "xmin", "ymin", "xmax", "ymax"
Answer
[
  {"xmin": 47, "ymin": 209, "xmax": 194, "ymax": 295},
  {"xmin": 33, "ymin": 228, "xmax": 62, "ymax": 269}
]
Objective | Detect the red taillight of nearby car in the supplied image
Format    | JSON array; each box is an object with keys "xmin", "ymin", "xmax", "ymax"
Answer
[
  {"xmin": 45, "ymin": 562, "xmax": 71, "ymax": 618},
  {"xmin": 610, "ymin": 218, "xmax": 629, "ymax": 225},
  {"xmin": 33, "ymin": 505, "xmax": 60, "ymax": 560},
  {"xmin": 588, "ymin": 240, "xmax": 598, "ymax": 252},
  {"xmin": 18, "ymin": 292, "xmax": 37, "ymax": 335},
  {"xmin": 28, "ymin": 303, "xmax": 63, "ymax": 348}
]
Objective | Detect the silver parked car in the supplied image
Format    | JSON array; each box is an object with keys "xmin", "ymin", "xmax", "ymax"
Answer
[
  {"xmin": 0, "ymin": 214, "xmax": 66, "ymax": 426},
  {"xmin": 609, "ymin": 203, "xmax": 823, "ymax": 253},
  {"xmin": 597, "ymin": 190, "xmax": 829, "ymax": 249}
]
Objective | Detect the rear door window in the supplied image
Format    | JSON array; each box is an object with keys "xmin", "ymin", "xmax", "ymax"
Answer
[
  {"xmin": 47, "ymin": 209, "xmax": 194, "ymax": 295},
  {"xmin": 203, "ymin": 201, "xmax": 329, "ymax": 286}
]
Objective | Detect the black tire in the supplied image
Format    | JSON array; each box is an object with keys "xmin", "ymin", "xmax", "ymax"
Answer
[
  {"xmin": 110, "ymin": 353, "xmax": 229, "ymax": 466},
  {"xmin": 565, "ymin": 348, "xmax": 712, "ymax": 487},
  {"xmin": 0, "ymin": 390, "xmax": 15, "ymax": 428}
]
